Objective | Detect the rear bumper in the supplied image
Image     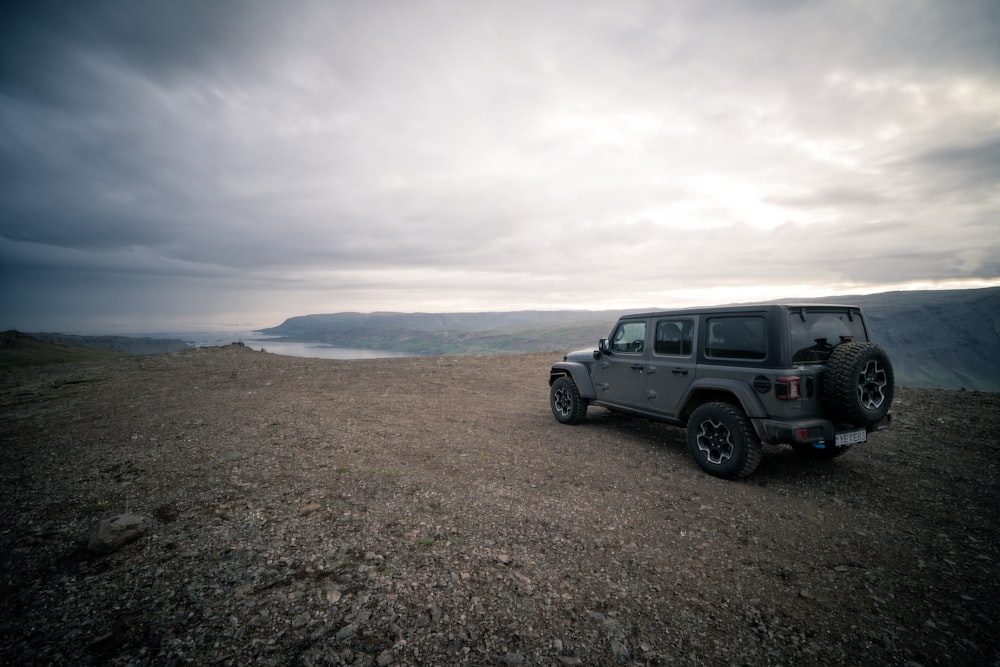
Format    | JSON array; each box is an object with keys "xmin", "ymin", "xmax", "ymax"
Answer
[{"xmin": 753, "ymin": 412, "xmax": 893, "ymax": 445}]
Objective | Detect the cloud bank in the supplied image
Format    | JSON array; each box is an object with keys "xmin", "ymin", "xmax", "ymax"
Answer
[{"xmin": 2, "ymin": 0, "xmax": 999, "ymax": 331}]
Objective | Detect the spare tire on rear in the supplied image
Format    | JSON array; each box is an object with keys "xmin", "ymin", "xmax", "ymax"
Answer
[{"xmin": 823, "ymin": 342, "xmax": 894, "ymax": 426}]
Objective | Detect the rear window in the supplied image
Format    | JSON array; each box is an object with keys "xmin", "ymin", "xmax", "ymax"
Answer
[
  {"xmin": 705, "ymin": 316, "xmax": 767, "ymax": 360},
  {"xmin": 790, "ymin": 309, "xmax": 869, "ymax": 362}
]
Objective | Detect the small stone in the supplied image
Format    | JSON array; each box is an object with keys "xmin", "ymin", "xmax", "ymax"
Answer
[
  {"xmin": 335, "ymin": 623, "xmax": 358, "ymax": 641},
  {"xmin": 87, "ymin": 514, "xmax": 146, "ymax": 554},
  {"xmin": 377, "ymin": 649, "xmax": 393, "ymax": 666},
  {"xmin": 611, "ymin": 639, "xmax": 630, "ymax": 662},
  {"xmin": 300, "ymin": 502, "xmax": 322, "ymax": 516}
]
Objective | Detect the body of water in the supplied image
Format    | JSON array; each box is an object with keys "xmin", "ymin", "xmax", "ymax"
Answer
[{"xmin": 144, "ymin": 330, "xmax": 416, "ymax": 361}]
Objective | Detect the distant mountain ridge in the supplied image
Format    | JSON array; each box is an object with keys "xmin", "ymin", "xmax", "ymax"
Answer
[{"xmin": 258, "ymin": 287, "xmax": 1000, "ymax": 391}]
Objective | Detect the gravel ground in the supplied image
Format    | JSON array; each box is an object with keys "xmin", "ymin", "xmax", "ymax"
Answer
[{"xmin": 1, "ymin": 344, "xmax": 998, "ymax": 666}]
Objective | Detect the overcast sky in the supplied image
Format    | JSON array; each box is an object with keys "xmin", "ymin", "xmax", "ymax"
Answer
[{"xmin": 2, "ymin": 0, "xmax": 999, "ymax": 333}]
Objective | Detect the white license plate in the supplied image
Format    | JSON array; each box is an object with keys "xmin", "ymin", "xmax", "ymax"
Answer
[{"xmin": 835, "ymin": 428, "xmax": 867, "ymax": 447}]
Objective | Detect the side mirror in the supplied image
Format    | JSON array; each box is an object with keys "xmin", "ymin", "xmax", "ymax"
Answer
[{"xmin": 598, "ymin": 338, "xmax": 611, "ymax": 356}]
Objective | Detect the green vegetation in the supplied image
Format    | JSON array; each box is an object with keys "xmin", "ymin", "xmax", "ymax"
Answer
[{"xmin": 0, "ymin": 330, "xmax": 128, "ymax": 369}]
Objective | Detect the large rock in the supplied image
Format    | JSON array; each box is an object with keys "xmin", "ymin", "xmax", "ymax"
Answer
[{"xmin": 87, "ymin": 514, "xmax": 146, "ymax": 554}]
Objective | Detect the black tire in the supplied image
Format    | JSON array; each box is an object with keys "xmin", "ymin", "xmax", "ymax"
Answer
[
  {"xmin": 823, "ymin": 342, "xmax": 894, "ymax": 426},
  {"xmin": 686, "ymin": 402, "xmax": 762, "ymax": 479},
  {"xmin": 550, "ymin": 376, "xmax": 588, "ymax": 425},
  {"xmin": 792, "ymin": 442, "xmax": 849, "ymax": 459}
]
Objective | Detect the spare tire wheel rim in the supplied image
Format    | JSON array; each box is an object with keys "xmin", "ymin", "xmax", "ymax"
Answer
[{"xmin": 858, "ymin": 359, "xmax": 888, "ymax": 410}]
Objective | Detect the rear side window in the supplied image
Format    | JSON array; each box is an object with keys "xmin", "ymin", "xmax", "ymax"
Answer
[
  {"xmin": 705, "ymin": 316, "xmax": 766, "ymax": 360},
  {"xmin": 654, "ymin": 319, "xmax": 694, "ymax": 356}
]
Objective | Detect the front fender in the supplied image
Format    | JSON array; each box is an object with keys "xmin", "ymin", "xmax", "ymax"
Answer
[
  {"xmin": 682, "ymin": 378, "xmax": 768, "ymax": 419},
  {"xmin": 550, "ymin": 361, "xmax": 597, "ymax": 400}
]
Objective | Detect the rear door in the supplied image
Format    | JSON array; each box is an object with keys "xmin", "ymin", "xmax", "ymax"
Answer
[
  {"xmin": 644, "ymin": 316, "xmax": 697, "ymax": 417},
  {"xmin": 591, "ymin": 318, "xmax": 648, "ymax": 408}
]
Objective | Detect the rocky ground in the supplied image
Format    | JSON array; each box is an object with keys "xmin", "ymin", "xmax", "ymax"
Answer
[{"xmin": 1, "ymin": 345, "xmax": 998, "ymax": 666}]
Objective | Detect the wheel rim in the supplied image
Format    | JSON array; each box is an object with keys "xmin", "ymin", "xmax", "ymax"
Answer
[
  {"xmin": 695, "ymin": 418, "xmax": 734, "ymax": 465},
  {"xmin": 856, "ymin": 360, "xmax": 888, "ymax": 410},
  {"xmin": 553, "ymin": 386, "xmax": 572, "ymax": 416}
]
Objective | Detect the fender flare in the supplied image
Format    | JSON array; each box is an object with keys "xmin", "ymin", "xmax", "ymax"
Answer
[
  {"xmin": 549, "ymin": 361, "xmax": 597, "ymax": 399},
  {"xmin": 681, "ymin": 378, "xmax": 768, "ymax": 419}
]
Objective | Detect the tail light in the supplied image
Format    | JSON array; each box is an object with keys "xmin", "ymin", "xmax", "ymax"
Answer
[{"xmin": 776, "ymin": 376, "xmax": 801, "ymax": 400}]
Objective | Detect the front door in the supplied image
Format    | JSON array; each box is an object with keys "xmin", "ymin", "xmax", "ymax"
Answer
[{"xmin": 592, "ymin": 319, "xmax": 648, "ymax": 408}]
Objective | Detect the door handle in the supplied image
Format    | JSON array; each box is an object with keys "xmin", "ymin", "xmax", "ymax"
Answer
[
  {"xmin": 672, "ymin": 368, "xmax": 688, "ymax": 375},
  {"xmin": 630, "ymin": 364, "xmax": 644, "ymax": 370}
]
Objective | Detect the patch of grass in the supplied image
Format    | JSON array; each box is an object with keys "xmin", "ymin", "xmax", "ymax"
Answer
[
  {"xmin": 418, "ymin": 537, "xmax": 435, "ymax": 546},
  {"xmin": 477, "ymin": 452, "xmax": 492, "ymax": 462},
  {"xmin": 334, "ymin": 466, "xmax": 350, "ymax": 474},
  {"xmin": 0, "ymin": 331, "xmax": 128, "ymax": 369}
]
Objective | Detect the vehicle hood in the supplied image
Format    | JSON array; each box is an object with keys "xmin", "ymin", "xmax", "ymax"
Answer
[{"xmin": 564, "ymin": 348, "xmax": 597, "ymax": 362}]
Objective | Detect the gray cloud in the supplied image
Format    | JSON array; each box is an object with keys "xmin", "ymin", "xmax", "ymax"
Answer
[{"xmin": 1, "ymin": 0, "xmax": 998, "ymax": 331}]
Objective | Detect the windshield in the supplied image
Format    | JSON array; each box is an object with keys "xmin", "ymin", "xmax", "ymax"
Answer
[{"xmin": 789, "ymin": 308, "xmax": 868, "ymax": 363}]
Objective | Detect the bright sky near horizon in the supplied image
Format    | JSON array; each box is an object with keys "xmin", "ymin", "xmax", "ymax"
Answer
[{"xmin": 2, "ymin": 0, "xmax": 999, "ymax": 333}]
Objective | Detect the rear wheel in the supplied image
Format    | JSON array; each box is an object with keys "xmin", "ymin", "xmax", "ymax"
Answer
[
  {"xmin": 686, "ymin": 402, "xmax": 762, "ymax": 479},
  {"xmin": 550, "ymin": 376, "xmax": 588, "ymax": 425}
]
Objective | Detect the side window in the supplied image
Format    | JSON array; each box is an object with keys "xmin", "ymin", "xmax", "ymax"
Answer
[
  {"xmin": 654, "ymin": 319, "xmax": 694, "ymax": 356},
  {"xmin": 611, "ymin": 321, "xmax": 646, "ymax": 354},
  {"xmin": 705, "ymin": 316, "xmax": 766, "ymax": 360}
]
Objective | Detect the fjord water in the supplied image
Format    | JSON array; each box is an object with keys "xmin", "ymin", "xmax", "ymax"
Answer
[{"xmin": 151, "ymin": 330, "xmax": 415, "ymax": 360}]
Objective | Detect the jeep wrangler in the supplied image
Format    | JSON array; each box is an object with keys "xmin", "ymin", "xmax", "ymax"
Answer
[{"xmin": 548, "ymin": 304, "xmax": 894, "ymax": 479}]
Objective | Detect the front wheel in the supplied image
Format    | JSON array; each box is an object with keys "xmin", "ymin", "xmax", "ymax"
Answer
[
  {"xmin": 686, "ymin": 402, "xmax": 762, "ymax": 479},
  {"xmin": 550, "ymin": 376, "xmax": 588, "ymax": 425}
]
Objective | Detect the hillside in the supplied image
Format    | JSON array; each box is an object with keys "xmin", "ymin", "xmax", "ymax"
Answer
[
  {"xmin": 258, "ymin": 287, "xmax": 1000, "ymax": 391},
  {"xmin": 822, "ymin": 289, "xmax": 1000, "ymax": 391},
  {"xmin": 27, "ymin": 332, "xmax": 191, "ymax": 355},
  {"xmin": 0, "ymin": 330, "xmax": 130, "ymax": 368}
]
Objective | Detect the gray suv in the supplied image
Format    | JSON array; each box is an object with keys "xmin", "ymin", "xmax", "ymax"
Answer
[{"xmin": 549, "ymin": 304, "xmax": 894, "ymax": 478}]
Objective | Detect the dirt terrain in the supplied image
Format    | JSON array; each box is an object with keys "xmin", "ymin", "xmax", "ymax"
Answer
[{"xmin": 1, "ymin": 345, "xmax": 998, "ymax": 666}]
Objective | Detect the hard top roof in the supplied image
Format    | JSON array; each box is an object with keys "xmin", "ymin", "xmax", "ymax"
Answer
[{"xmin": 618, "ymin": 303, "xmax": 864, "ymax": 319}]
